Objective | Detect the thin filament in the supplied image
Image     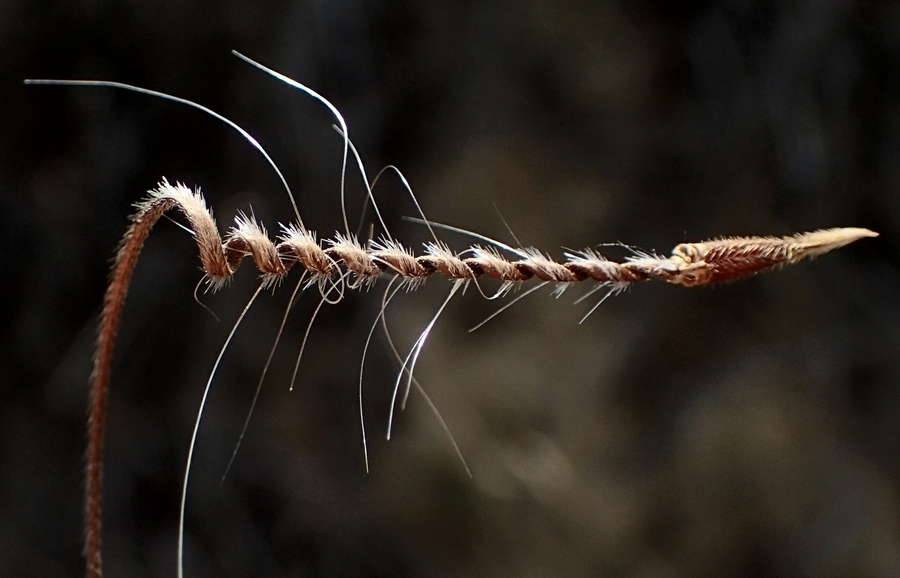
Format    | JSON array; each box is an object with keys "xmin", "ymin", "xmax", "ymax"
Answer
[
  {"xmin": 387, "ymin": 280, "xmax": 463, "ymax": 440},
  {"xmin": 469, "ymin": 281, "xmax": 549, "ymax": 332},
  {"xmin": 220, "ymin": 272, "xmax": 308, "ymax": 485},
  {"xmin": 178, "ymin": 283, "xmax": 264, "ymax": 578},
  {"xmin": 358, "ymin": 275, "xmax": 404, "ymax": 472},
  {"xmin": 377, "ymin": 290, "xmax": 472, "ymax": 476},
  {"xmin": 289, "ymin": 295, "xmax": 328, "ymax": 392},
  {"xmin": 232, "ymin": 51, "xmax": 352, "ymax": 236},
  {"xmin": 23, "ymin": 78, "xmax": 302, "ymax": 226}
]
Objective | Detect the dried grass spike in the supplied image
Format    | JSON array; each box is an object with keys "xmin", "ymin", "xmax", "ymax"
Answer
[
  {"xmin": 83, "ymin": 183, "xmax": 879, "ymax": 578},
  {"xmin": 38, "ymin": 60, "xmax": 878, "ymax": 578}
]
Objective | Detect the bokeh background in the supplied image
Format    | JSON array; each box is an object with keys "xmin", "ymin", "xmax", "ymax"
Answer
[{"xmin": 3, "ymin": 0, "xmax": 900, "ymax": 576}]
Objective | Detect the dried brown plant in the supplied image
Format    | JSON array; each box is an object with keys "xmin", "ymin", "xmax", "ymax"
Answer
[
  {"xmin": 27, "ymin": 54, "xmax": 878, "ymax": 578},
  {"xmin": 86, "ymin": 179, "xmax": 875, "ymax": 578}
]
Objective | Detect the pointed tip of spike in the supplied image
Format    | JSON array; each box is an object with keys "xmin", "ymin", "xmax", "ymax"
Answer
[
  {"xmin": 794, "ymin": 227, "xmax": 879, "ymax": 259},
  {"xmin": 825, "ymin": 227, "xmax": 879, "ymax": 241}
]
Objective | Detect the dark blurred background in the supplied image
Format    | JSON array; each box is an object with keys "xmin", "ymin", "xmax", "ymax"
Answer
[{"xmin": 2, "ymin": 0, "xmax": 900, "ymax": 576}]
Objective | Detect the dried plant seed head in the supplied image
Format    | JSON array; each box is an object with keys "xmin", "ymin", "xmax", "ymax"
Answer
[
  {"xmin": 125, "ymin": 187, "xmax": 882, "ymax": 297},
  {"xmin": 86, "ymin": 169, "xmax": 877, "ymax": 578}
]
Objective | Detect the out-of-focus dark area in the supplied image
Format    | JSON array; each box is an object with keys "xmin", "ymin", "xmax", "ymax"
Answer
[{"xmin": 2, "ymin": 0, "xmax": 899, "ymax": 576}]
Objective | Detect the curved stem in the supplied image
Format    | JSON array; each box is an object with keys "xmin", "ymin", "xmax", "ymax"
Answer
[{"xmin": 87, "ymin": 197, "xmax": 178, "ymax": 578}]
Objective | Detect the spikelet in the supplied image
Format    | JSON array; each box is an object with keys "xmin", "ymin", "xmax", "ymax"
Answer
[{"xmin": 667, "ymin": 228, "xmax": 879, "ymax": 287}]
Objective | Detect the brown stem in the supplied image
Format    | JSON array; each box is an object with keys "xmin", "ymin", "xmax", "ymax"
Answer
[
  {"xmin": 87, "ymin": 179, "xmax": 235, "ymax": 578},
  {"xmin": 87, "ymin": 198, "xmax": 176, "ymax": 578}
]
